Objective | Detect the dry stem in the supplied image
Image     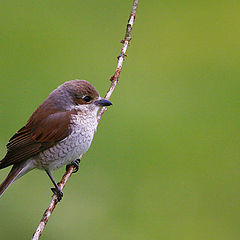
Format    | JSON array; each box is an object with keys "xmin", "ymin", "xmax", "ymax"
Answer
[{"xmin": 32, "ymin": 1, "xmax": 139, "ymax": 239}]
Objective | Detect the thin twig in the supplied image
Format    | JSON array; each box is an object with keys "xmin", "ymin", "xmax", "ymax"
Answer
[{"xmin": 32, "ymin": 1, "xmax": 139, "ymax": 239}]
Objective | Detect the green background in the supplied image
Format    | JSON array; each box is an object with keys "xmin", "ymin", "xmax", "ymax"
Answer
[{"xmin": 0, "ymin": 0, "xmax": 240, "ymax": 239}]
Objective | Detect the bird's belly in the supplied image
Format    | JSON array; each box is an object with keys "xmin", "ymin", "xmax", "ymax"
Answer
[{"xmin": 37, "ymin": 126, "xmax": 95, "ymax": 171}]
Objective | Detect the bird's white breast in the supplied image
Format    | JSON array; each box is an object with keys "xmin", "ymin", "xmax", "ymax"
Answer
[{"xmin": 37, "ymin": 111, "xmax": 97, "ymax": 171}]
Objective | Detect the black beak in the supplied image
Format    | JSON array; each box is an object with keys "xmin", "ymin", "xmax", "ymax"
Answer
[{"xmin": 94, "ymin": 98, "xmax": 112, "ymax": 106}]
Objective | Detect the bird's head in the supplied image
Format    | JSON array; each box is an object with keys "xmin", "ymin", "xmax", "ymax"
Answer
[{"xmin": 50, "ymin": 80, "xmax": 112, "ymax": 114}]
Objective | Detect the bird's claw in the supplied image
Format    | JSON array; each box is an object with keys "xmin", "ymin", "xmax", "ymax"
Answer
[
  {"xmin": 66, "ymin": 159, "xmax": 81, "ymax": 173},
  {"xmin": 51, "ymin": 187, "xmax": 63, "ymax": 202}
]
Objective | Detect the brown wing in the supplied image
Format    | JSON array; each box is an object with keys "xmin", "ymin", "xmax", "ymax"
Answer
[{"xmin": 0, "ymin": 109, "xmax": 76, "ymax": 169}]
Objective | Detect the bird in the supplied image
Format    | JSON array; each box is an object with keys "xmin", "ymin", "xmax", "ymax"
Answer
[{"xmin": 0, "ymin": 80, "xmax": 112, "ymax": 201}]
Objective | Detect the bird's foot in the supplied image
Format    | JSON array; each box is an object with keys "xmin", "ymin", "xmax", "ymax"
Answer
[
  {"xmin": 51, "ymin": 186, "xmax": 63, "ymax": 202},
  {"xmin": 66, "ymin": 159, "xmax": 81, "ymax": 173}
]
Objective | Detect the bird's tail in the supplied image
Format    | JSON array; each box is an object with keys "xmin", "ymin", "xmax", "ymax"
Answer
[{"xmin": 0, "ymin": 161, "xmax": 34, "ymax": 197}]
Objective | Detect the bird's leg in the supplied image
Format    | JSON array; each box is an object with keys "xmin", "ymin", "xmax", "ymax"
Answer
[
  {"xmin": 45, "ymin": 169, "xmax": 63, "ymax": 202},
  {"xmin": 66, "ymin": 158, "xmax": 81, "ymax": 173}
]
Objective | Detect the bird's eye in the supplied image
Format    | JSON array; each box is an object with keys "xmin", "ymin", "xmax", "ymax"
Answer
[{"xmin": 83, "ymin": 96, "xmax": 91, "ymax": 102}]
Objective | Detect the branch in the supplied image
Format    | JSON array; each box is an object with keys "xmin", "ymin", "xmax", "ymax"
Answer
[{"xmin": 32, "ymin": 1, "xmax": 139, "ymax": 239}]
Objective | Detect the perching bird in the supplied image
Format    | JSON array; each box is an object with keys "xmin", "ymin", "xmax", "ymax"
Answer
[{"xmin": 0, "ymin": 80, "xmax": 112, "ymax": 201}]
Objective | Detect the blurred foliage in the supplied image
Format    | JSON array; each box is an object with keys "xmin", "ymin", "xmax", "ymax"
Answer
[{"xmin": 0, "ymin": 0, "xmax": 240, "ymax": 239}]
